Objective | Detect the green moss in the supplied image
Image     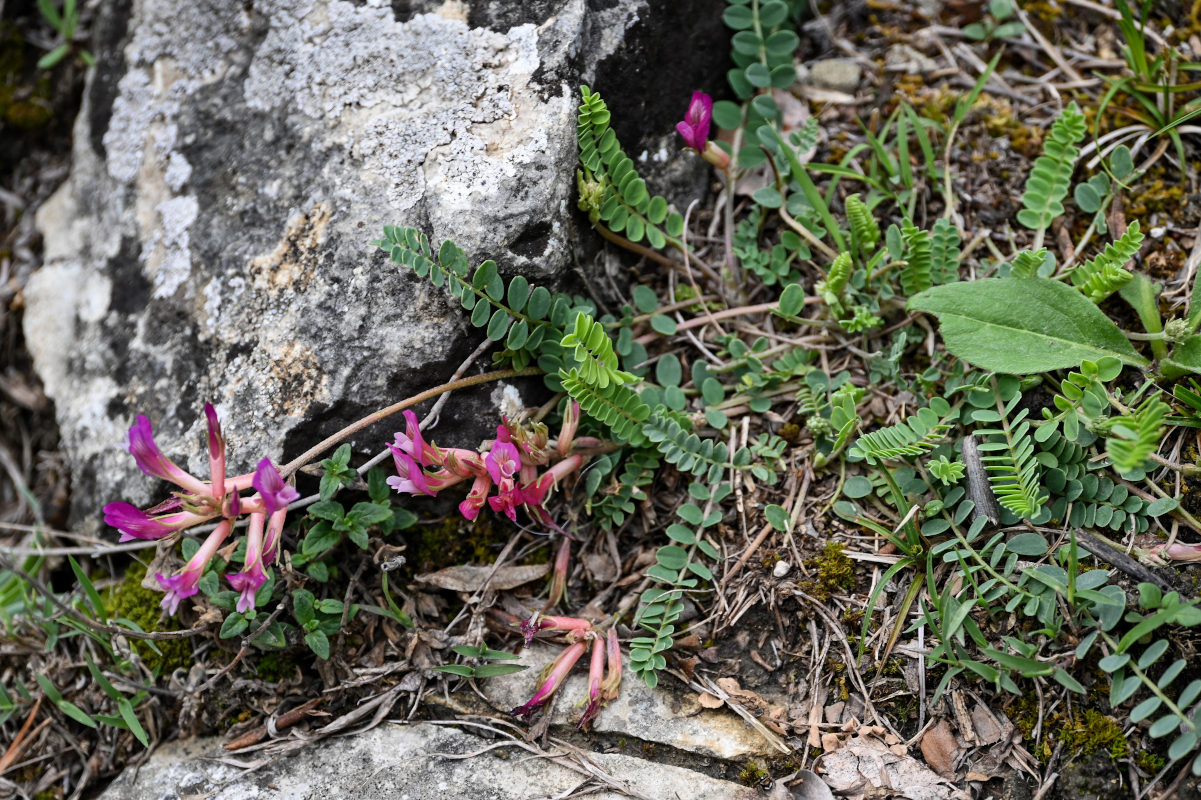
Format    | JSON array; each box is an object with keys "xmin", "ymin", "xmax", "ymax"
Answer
[
  {"xmin": 251, "ymin": 651, "xmax": 298, "ymax": 682},
  {"xmin": 406, "ymin": 513, "xmax": 544, "ymax": 574},
  {"xmin": 1006, "ymin": 697, "xmax": 1128, "ymax": 763},
  {"xmin": 800, "ymin": 542, "xmax": 854, "ymax": 602},
  {"xmin": 0, "ymin": 23, "xmax": 54, "ymax": 131},
  {"xmin": 105, "ymin": 557, "xmax": 193, "ymax": 674},
  {"xmin": 1135, "ymin": 750, "xmax": 1165, "ymax": 773},
  {"xmin": 737, "ymin": 761, "xmax": 769, "ymax": 785},
  {"xmin": 1064, "ymin": 709, "xmax": 1129, "ymax": 760}
]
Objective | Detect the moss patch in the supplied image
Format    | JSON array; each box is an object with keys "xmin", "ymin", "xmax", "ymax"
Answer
[
  {"xmin": 799, "ymin": 541, "xmax": 854, "ymax": 602},
  {"xmin": 105, "ymin": 558, "xmax": 193, "ymax": 675}
]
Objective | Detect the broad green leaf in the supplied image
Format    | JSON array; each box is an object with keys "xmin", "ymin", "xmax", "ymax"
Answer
[
  {"xmin": 1164, "ymin": 335, "xmax": 1201, "ymax": 376},
  {"xmin": 907, "ymin": 278, "xmax": 1147, "ymax": 373}
]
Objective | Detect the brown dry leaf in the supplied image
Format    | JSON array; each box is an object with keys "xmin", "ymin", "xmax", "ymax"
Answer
[
  {"xmin": 821, "ymin": 733, "xmax": 970, "ymax": 800},
  {"xmin": 716, "ymin": 676, "xmax": 741, "ymax": 694},
  {"xmin": 416, "ymin": 563, "xmax": 549, "ymax": 592},
  {"xmin": 970, "ymin": 702, "xmax": 1007, "ymax": 746},
  {"xmin": 697, "ymin": 691, "xmax": 724, "ymax": 709},
  {"xmin": 920, "ymin": 719, "xmax": 961, "ymax": 777}
]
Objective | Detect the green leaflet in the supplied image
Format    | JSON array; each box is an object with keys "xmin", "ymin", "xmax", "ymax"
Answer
[
  {"xmin": 907, "ymin": 278, "xmax": 1148, "ymax": 374},
  {"xmin": 1164, "ymin": 335, "xmax": 1201, "ymax": 376}
]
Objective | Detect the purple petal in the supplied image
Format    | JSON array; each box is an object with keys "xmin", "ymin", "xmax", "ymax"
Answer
[
  {"xmin": 252, "ymin": 458, "xmax": 299, "ymax": 516},
  {"xmin": 103, "ymin": 501, "xmax": 174, "ymax": 541}
]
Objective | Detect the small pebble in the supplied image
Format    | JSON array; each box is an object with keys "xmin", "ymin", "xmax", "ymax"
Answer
[{"xmin": 773, "ymin": 560, "xmax": 792, "ymax": 578}]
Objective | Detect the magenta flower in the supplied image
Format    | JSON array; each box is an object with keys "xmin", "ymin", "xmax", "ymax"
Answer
[
  {"xmin": 262, "ymin": 505, "xmax": 287, "ymax": 565},
  {"xmin": 556, "ymin": 402, "xmax": 580, "ymax": 459},
  {"xmin": 393, "ymin": 410, "xmax": 440, "ymax": 467},
  {"xmin": 601, "ymin": 628, "xmax": 622, "ymax": 702},
  {"xmin": 388, "ymin": 447, "xmax": 437, "ymax": 496},
  {"xmin": 459, "ymin": 473, "xmax": 492, "ymax": 520},
  {"xmin": 547, "ymin": 538, "xmax": 570, "ymax": 607},
  {"xmin": 511, "ymin": 641, "xmax": 587, "ymax": 720},
  {"xmin": 227, "ymin": 512, "xmax": 268, "ymax": 613},
  {"xmin": 520, "ymin": 614, "xmax": 592, "ymax": 648},
  {"xmin": 252, "ymin": 457, "xmax": 299, "ymax": 515},
  {"xmin": 204, "ymin": 403, "xmax": 226, "ymax": 500},
  {"xmin": 488, "ymin": 486, "xmax": 523, "ymax": 522},
  {"xmin": 127, "ymin": 415, "xmax": 209, "ymax": 496},
  {"xmin": 485, "ymin": 438, "xmax": 521, "ymax": 491},
  {"xmin": 676, "ymin": 91, "xmax": 713, "ymax": 153},
  {"xmin": 102, "ymin": 501, "xmax": 212, "ymax": 542},
  {"xmin": 157, "ymin": 519, "xmax": 233, "ymax": 615},
  {"xmin": 578, "ymin": 636, "xmax": 606, "ymax": 729}
]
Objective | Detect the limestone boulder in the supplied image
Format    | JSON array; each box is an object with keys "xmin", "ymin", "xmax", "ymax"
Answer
[{"xmin": 23, "ymin": 0, "xmax": 727, "ymax": 524}]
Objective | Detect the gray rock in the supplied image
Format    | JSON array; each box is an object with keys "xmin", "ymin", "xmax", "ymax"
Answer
[
  {"xmin": 885, "ymin": 44, "xmax": 939, "ymax": 74},
  {"xmin": 24, "ymin": 0, "xmax": 727, "ymax": 526},
  {"xmin": 483, "ymin": 645, "xmax": 778, "ymax": 760},
  {"xmin": 806, "ymin": 58, "xmax": 861, "ymax": 94},
  {"xmin": 96, "ymin": 723, "xmax": 764, "ymax": 800}
]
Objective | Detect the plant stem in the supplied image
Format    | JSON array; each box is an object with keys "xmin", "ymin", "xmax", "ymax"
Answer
[{"xmin": 279, "ymin": 366, "xmax": 543, "ymax": 478}]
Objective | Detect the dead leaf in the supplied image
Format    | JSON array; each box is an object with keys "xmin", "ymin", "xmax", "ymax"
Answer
[
  {"xmin": 786, "ymin": 770, "xmax": 836, "ymax": 800},
  {"xmin": 716, "ymin": 677, "xmax": 742, "ymax": 695},
  {"xmin": 969, "ymin": 702, "xmax": 1007, "ymax": 746},
  {"xmin": 416, "ymin": 563, "xmax": 549, "ymax": 592},
  {"xmin": 920, "ymin": 720, "xmax": 961, "ymax": 777},
  {"xmin": 697, "ymin": 692, "xmax": 724, "ymax": 709}
]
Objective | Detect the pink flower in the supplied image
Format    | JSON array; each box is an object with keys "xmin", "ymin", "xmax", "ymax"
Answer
[
  {"xmin": 204, "ymin": 403, "xmax": 226, "ymax": 500},
  {"xmin": 601, "ymin": 628, "xmax": 622, "ymax": 702},
  {"xmin": 486, "ymin": 438, "xmax": 521, "ymax": 491},
  {"xmin": 252, "ymin": 458, "xmax": 299, "ymax": 515},
  {"xmin": 388, "ymin": 447, "xmax": 437, "ymax": 496},
  {"xmin": 127, "ymin": 415, "xmax": 209, "ymax": 496},
  {"xmin": 103, "ymin": 500, "xmax": 213, "ymax": 542},
  {"xmin": 392, "ymin": 410, "xmax": 440, "ymax": 467},
  {"xmin": 676, "ymin": 91, "xmax": 713, "ymax": 153},
  {"xmin": 459, "ymin": 473, "xmax": 492, "ymax": 520},
  {"xmin": 578, "ymin": 636, "xmax": 606, "ymax": 729},
  {"xmin": 262, "ymin": 505, "xmax": 287, "ymax": 565},
  {"xmin": 226, "ymin": 512, "xmax": 268, "ymax": 613},
  {"xmin": 547, "ymin": 538, "xmax": 570, "ymax": 607},
  {"xmin": 157, "ymin": 520, "xmax": 233, "ymax": 615},
  {"xmin": 511, "ymin": 641, "xmax": 587, "ymax": 720},
  {"xmin": 557, "ymin": 402, "xmax": 580, "ymax": 459},
  {"xmin": 520, "ymin": 614, "xmax": 592, "ymax": 648},
  {"xmin": 488, "ymin": 486, "xmax": 523, "ymax": 522}
]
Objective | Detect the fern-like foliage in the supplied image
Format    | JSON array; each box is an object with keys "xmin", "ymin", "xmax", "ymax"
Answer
[
  {"xmin": 1009, "ymin": 248, "xmax": 1049, "ymax": 278},
  {"xmin": 642, "ymin": 412, "xmax": 749, "ymax": 482},
  {"xmin": 930, "ymin": 217, "xmax": 961, "ymax": 285},
  {"xmin": 974, "ymin": 391, "xmax": 1047, "ymax": 517},
  {"xmin": 842, "ymin": 305, "xmax": 883, "ymax": 333},
  {"xmin": 560, "ymin": 369, "xmax": 649, "ymax": 444},
  {"xmin": 816, "ymin": 251, "xmax": 852, "ymax": 317},
  {"xmin": 578, "ymin": 86, "xmax": 683, "ymax": 249},
  {"xmin": 1017, "ymin": 102, "xmax": 1086, "ymax": 232},
  {"xmin": 1070, "ymin": 221, "xmax": 1143, "ymax": 303},
  {"xmin": 846, "ymin": 193, "xmax": 880, "ymax": 260},
  {"xmin": 585, "ymin": 449, "xmax": 660, "ymax": 531},
  {"xmin": 826, "ymin": 251, "xmax": 852, "ymax": 295},
  {"xmin": 900, "ymin": 222, "xmax": 933, "ymax": 296},
  {"xmin": 630, "ymin": 481, "xmax": 727, "ymax": 687},
  {"xmin": 1095, "ymin": 585, "xmax": 1201, "ymax": 776},
  {"xmin": 374, "ymin": 226, "xmax": 583, "ymax": 379},
  {"xmin": 1106, "ymin": 394, "xmax": 1167, "ymax": 475},
  {"xmin": 560, "ymin": 311, "xmax": 636, "ymax": 389},
  {"xmin": 849, "ymin": 396, "xmax": 954, "ymax": 464}
]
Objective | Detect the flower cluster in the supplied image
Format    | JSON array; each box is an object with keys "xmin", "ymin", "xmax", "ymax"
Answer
[
  {"xmin": 386, "ymin": 403, "xmax": 589, "ymax": 529},
  {"xmin": 511, "ymin": 616, "xmax": 621, "ymax": 729},
  {"xmin": 103, "ymin": 405, "xmax": 299, "ymax": 616}
]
